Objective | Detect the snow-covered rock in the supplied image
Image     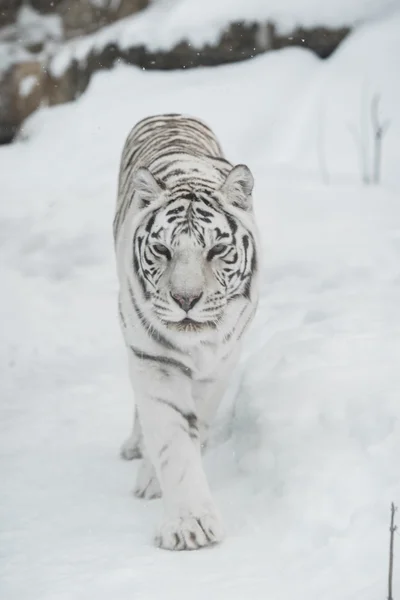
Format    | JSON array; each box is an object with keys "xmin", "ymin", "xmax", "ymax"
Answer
[{"xmin": 1, "ymin": 0, "xmax": 399, "ymax": 143}]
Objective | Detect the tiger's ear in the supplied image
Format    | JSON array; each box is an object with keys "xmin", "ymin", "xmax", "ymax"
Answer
[
  {"xmin": 133, "ymin": 167, "xmax": 165, "ymax": 208},
  {"xmin": 220, "ymin": 164, "xmax": 254, "ymax": 211}
]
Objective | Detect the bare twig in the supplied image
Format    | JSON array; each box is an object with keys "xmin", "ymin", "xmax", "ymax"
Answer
[
  {"xmin": 370, "ymin": 94, "xmax": 390, "ymax": 184},
  {"xmin": 348, "ymin": 90, "xmax": 391, "ymax": 185},
  {"xmin": 388, "ymin": 502, "xmax": 398, "ymax": 600}
]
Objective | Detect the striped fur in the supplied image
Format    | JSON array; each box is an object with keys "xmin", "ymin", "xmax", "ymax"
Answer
[{"xmin": 115, "ymin": 114, "xmax": 260, "ymax": 551}]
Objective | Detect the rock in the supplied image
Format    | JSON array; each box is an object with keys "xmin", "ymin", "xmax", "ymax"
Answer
[
  {"xmin": 115, "ymin": 0, "xmax": 149, "ymax": 20},
  {"xmin": 30, "ymin": 0, "xmax": 150, "ymax": 38},
  {"xmin": 46, "ymin": 20, "xmax": 349, "ymax": 109},
  {"xmin": 270, "ymin": 24, "xmax": 350, "ymax": 59},
  {"xmin": 29, "ymin": 0, "xmax": 64, "ymax": 12},
  {"xmin": 0, "ymin": 10, "xmax": 350, "ymax": 143},
  {"xmin": 0, "ymin": 59, "xmax": 46, "ymax": 144},
  {"xmin": 0, "ymin": 0, "xmax": 23, "ymax": 28},
  {"xmin": 0, "ymin": 0, "xmax": 149, "ymax": 143},
  {"xmin": 47, "ymin": 58, "xmax": 91, "ymax": 106}
]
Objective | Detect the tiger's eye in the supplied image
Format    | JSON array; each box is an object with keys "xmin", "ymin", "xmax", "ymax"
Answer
[
  {"xmin": 207, "ymin": 244, "xmax": 228, "ymax": 261},
  {"xmin": 153, "ymin": 244, "xmax": 171, "ymax": 260}
]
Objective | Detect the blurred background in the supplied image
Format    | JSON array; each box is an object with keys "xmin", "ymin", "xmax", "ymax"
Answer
[{"xmin": 0, "ymin": 0, "xmax": 395, "ymax": 146}]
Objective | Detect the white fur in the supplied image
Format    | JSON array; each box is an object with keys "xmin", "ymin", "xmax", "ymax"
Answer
[{"xmin": 114, "ymin": 116, "xmax": 260, "ymax": 550}]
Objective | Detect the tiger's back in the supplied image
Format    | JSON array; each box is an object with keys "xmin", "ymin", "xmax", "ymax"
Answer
[
  {"xmin": 114, "ymin": 114, "xmax": 231, "ymax": 242},
  {"xmin": 120, "ymin": 113, "xmax": 223, "ymax": 172}
]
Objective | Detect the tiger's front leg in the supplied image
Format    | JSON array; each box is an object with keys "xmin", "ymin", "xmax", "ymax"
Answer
[
  {"xmin": 129, "ymin": 353, "xmax": 224, "ymax": 551},
  {"xmin": 120, "ymin": 405, "xmax": 143, "ymax": 460}
]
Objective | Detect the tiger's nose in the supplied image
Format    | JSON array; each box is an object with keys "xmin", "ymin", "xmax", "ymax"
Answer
[{"xmin": 170, "ymin": 291, "xmax": 202, "ymax": 312}]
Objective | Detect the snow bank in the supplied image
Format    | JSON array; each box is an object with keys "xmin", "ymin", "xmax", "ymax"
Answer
[
  {"xmin": 270, "ymin": 12, "xmax": 400, "ymax": 187},
  {"xmin": 30, "ymin": 11, "xmax": 400, "ymax": 188},
  {"xmin": 49, "ymin": 0, "xmax": 400, "ymax": 76},
  {"xmin": 152, "ymin": 0, "xmax": 400, "ymax": 38}
]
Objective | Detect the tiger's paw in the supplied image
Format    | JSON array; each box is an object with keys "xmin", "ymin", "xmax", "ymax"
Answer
[
  {"xmin": 133, "ymin": 460, "xmax": 161, "ymax": 500},
  {"xmin": 155, "ymin": 509, "xmax": 224, "ymax": 551},
  {"xmin": 120, "ymin": 435, "xmax": 142, "ymax": 461}
]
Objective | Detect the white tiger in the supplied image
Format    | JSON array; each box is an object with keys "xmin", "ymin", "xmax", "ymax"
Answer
[{"xmin": 114, "ymin": 114, "xmax": 260, "ymax": 550}]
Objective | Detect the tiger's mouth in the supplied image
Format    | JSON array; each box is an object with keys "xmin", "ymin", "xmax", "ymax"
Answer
[{"xmin": 164, "ymin": 317, "xmax": 218, "ymax": 333}]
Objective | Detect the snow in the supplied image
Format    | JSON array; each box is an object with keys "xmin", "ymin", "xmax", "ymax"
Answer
[
  {"xmin": 49, "ymin": 0, "xmax": 400, "ymax": 76},
  {"xmin": 0, "ymin": 44, "xmax": 30, "ymax": 81},
  {"xmin": 1, "ymin": 10, "xmax": 400, "ymax": 600},
  {"xmin": 19, "ymin": 74, "xmax": 38, "ymax": 97},
  {"xmin": 16, "ymin": 5, "xmax": 63, "ymax": 48},
  {"xmin": 0, "ymin": 5, "xmax": 62, "ymax": 79}
]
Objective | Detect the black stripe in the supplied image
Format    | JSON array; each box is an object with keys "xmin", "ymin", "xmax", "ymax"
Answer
[
  {"xmin": 242, "ymin": 275, "xmax": 252, "ymax": 300},
  {"xmin": 198, "ymin": 196, "xmax": 222, "ymax": 212},
  {"xmin": 225, "ymin": 212, "xmax": 238, "ymax": 235},
  {"xmin": 237, "ymin": 306, "xmax": 256, "ymax": 340},
  {"xmin": 223, "ymin": 304, "xmax": 247, "ymax": 343},
  {"xmin": 122, "ymin": 146, "xmax": 140, "ymax": 172},
  {"xmin": 133, "ymin": 236, "xmax": 148, "ymax": 297},
  {"xmin": 206, "ymin": 154, "xmax": 230, "ymax": 164},
  {"xmin": 145, "ymin": 211, "xmax": 158, "ymax": 233},
  {"xmin": 242, "ymin": 234, "xmax": 249, "ymax": 274},
  {"xmin": 118, "ymin": 300, "xmax": 126, "ymax": 328},
  {"xmin": 249, "ymin": 232, "xmax": 258, "ymax": 274},
  {"xmin": 166, "ymin": 205, "xmax": 185, "ymax": 216},
  {"xmin": 159, "ymin": 443, "xmax": 169, "ymax": 458},
  {"xmin": 197, "ymin": 519, "xmax": 214, "ymax": 543},
  {"xmin": 196, "ymin": 208, "xmax": 213, "ymax": 219},
  {"xmin": 130, "ymin": 346, "xmax": 192, "ymax": 378},
  {"xmin": 127, "ymin": 284, "xmax": 179, "ymax": 352},
  {"xmin": 152, "ymin": 397, "xmax": 199, "ymax": 439}
]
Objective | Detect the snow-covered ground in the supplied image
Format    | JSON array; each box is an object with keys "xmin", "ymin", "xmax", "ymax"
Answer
[{"xmin": 1, "ymin": 11, "xmax": 400, "ymax": 600}]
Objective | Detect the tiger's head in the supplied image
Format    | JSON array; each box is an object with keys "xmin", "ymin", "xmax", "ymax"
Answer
[{"xmin": 126, "ymin": 164, "xmax": 259, "ymax": 337}]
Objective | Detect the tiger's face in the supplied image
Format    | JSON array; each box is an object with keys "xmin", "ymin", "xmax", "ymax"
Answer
[{"xmin": 130, "ymin": 165, "xmax": 258, "ymax": 334}]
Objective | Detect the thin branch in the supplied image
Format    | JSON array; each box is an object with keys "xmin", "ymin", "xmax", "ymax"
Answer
[
  {"xmin": 371, "ymin": 93, "xmax": 391, "ymax": 184},
  {"xmin": 388, "ymin": 502, "xmax": 397, "ymax": 600}
]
